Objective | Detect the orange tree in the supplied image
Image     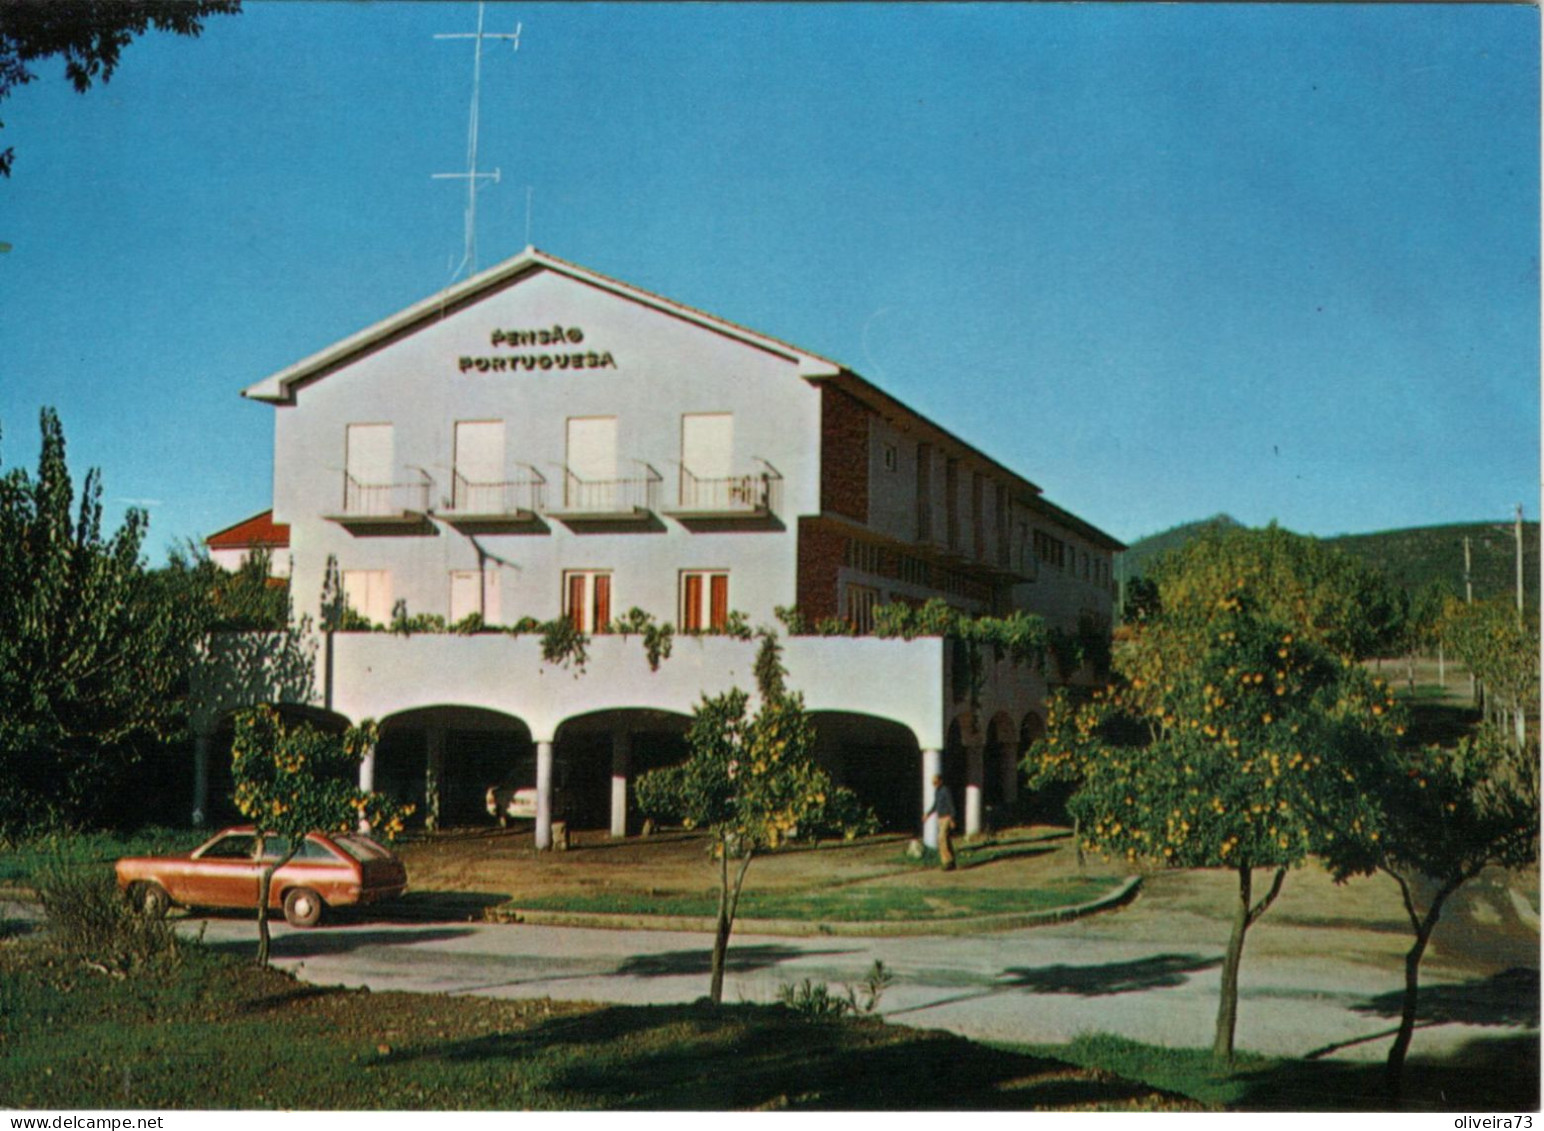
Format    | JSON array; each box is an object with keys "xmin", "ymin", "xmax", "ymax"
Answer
[
  {"xmin": 229, "ymin": 705, "xmax": 411, "ymax": 966},
  {"xmin": 1442, "ymin": 597, "xmax": 1538, "ymax": 752},
  {"xmin": 1318, "ymin": 724, "xmax": 1537, "ymax": 1104},
  {"xmin": 634, "ymin": 633, "xmax": 875, "ymax": 1003},
  {"xmin": 1149, "ymin": 523, "xmax": 1405, "ymax": 661},
  {"xmin": 1028, "ymin": 591, "xmax": 1399, "ymax": 1062}
]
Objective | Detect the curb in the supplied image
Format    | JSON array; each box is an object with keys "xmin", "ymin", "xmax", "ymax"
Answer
[{"xmin": 485, "ymin": 875, "xmax": 1143, "ymax": 937}]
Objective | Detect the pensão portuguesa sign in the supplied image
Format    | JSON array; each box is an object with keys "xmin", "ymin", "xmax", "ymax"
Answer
[{"xmin": 459, "ymin": 324, "xmax": 617, "ymax": 373}]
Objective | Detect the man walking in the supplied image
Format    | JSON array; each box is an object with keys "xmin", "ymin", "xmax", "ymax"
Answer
[{"xmin": 923, "ymin": 773, "xmax": 957, "ymax": 871}]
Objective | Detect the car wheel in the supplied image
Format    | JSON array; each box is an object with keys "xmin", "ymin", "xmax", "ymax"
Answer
[
  {"xmin": 282, "ymin": 886, "xmax": 325, "ymax": 928},
  {"xmin": 130, "ymin": 882, "xmax": 170, "ymax": 919}
]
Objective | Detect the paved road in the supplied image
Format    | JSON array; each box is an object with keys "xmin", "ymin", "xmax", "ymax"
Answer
[{"xmin": 172, "ymin": 906, "xmax": 1533, "ymax": 1063}]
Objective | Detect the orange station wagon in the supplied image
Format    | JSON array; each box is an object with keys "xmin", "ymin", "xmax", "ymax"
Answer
[{"xmin": 116, "ymin": 826, "xmax": 408, "ymax": 927}]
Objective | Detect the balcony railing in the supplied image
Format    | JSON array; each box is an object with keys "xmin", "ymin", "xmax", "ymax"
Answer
[
  {"xmin": 674, "ymin": 463, "xmax": 783, "ymax": 516},
  {"xmin": 445, "ymin": 466, "xmax": 546, "ymax": 517},
  {"xmin": 554, "ymin": 463, "xmax": 662, "ymax": 516},
  {"xmin": 339, "ymin": 473, "xmax": 430, "ymax": 519}
]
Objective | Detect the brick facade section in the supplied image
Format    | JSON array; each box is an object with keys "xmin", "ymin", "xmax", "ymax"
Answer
[
  {"xmin": 795, "ymin": 517, "xmax": 846, "ymax": 624},
  {"xmin": 820, "ymin": 384, "xmax": 870, "ymax": 524}
]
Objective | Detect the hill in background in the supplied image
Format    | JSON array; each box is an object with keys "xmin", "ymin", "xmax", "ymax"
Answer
[
  {"xmin": 1121, "ymin": 516, "xmax": 1539, "ymax": 610},
  {"xmin": 1118, "ymin": 514, "xmax": 1245, "ymax": 579}
]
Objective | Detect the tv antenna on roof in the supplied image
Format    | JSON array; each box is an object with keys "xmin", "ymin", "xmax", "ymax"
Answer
[{"xmin": 433, "ymin": 3, "xmax": 521, "ymax": 281}]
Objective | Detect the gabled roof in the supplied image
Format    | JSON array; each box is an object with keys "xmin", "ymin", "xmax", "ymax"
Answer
[
  {"xmin": 237, "ymin": 247, "xmax": 1124, "ymax": 552},
  {"xmin": 242, "ymin": 246, "xmax": 845, "ymax": 404},
  {"xmin": 206, "ymin": 510, "xmax": 290, "ymax": 549}
]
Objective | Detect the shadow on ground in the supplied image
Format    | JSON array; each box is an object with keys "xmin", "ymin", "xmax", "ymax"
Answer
[
  {"xmin": 376, "ymin": 1002, "xmax": 1199, "ymax": 1110},
  {"xmin": 1354, "ymin": 967, "xmax": 1540, "ymax": 1028},
  {"xmin": 204, "ymin": 926, "xmax": 477, "ymax": 959},
  {"xmin": 956, "ymin": 843, "xmax": 1058, "ymax": 868},
  {"xmin": 885, "ymin": 952, "xmax": 1222, "ymax": 1019},
  {"xmin": 999, "ymin": 953, "xmax": 1224, "ymax": 996},
  {"xmin": 616, "ymin": 944, "xmax": 861, "ymax": 978},
  {"xmin": 1233, "ymin": 1033, "xmax": 1540, "ymax": 1111},
  {"xmin": 0, "ymin": 915, "xmax": 38, "ymax": 940},
  {"xmin": 368, "ymin": 891, "xmax": 511, "ymax": 923},
  {"xmin": 1402, "ymin": 703, "xmax": 1482, "ymax": 748}
]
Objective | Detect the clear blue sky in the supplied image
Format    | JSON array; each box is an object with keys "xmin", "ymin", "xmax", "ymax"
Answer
[{"xmin": 1, "ymin": 2, "xmax": 1537, "ymax": 562}]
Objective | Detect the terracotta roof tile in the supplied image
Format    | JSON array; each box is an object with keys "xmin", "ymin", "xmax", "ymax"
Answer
[{"xmin": 206, "ymin": 510, "xmax": 290, "ymax": 549}]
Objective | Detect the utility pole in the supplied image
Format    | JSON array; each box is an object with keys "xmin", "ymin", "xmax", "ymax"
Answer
[
  {"xmin": 1514, "ymin": 503, "xmax": 1525, "ymax": 626},
  {"xmin": 1464, "ymin": 535, "xmax": 1476, "ymax": 704},
  {"xmin": 1463, "ymin": 536, "xmax": 1473, "ymax": 605},
  {"xmin": 434, "ymin": 4, "xmax": 521, "ymax": 281}
]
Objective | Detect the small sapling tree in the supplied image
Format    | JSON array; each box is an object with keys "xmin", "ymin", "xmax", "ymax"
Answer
[
  {"xmin": 1320, "ymin": 724, "xmax": 1538, "ymax": 1103},
  {"xmin": 229, "ymin": 704, "xmax": 411, "ymax": 966},
  {"xmin": 1030, "ymin": 593, "xmax": 1399, "ymax": 1062},
  {"xmin": 1442, "ymin": 597, "xmax": 1538, "ymax": 752},
  {"xmin": 634, "ymin": 633, "xmax": 875, "ymax": 1003}
]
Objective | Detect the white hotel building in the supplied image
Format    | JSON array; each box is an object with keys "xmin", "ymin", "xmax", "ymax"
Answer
[{"xmin": 196, "ymin": 247, "xmax": 1122, "ymax": 848}]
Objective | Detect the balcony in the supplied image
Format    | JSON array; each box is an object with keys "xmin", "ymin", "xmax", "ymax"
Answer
[
  {"xmin": 544, "ymin": 463, "xmax": 662, "ymax": 526},
  {"xmin": 325, "ymin": 474, "xmax": 433, "ymax": 531},
  {"xmin": 436, "ymin": 467, "xmax": 547, "ymax": 531},
  {"xmin": 663, "ymin": 462, "xmax": 783, "ymax": 530}
]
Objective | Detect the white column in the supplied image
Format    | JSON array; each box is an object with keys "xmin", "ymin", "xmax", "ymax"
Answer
[
  {"xmin": 191, "ymin": 732, "xmax": 210, "ymax": 827},
  {"xmin": 921, "ymin": 747, "xmax": 941, "ymax": 849},
  {"xmin": 965, "ymin": 742, "xmax": 984, "ymax": 836},
  {"xmin": 610, "ymin": 730, "xmax": 631, "ymax": 838},
  {"xmin": 358, "ymin": 738, "xmax": 376, "ymax": 793},
  {"xmin": 425, "ymin": 727, "xmax": 446, "ymax": 832},
  {"xmin": 535, "ymin": 739, "xmax": 554, "ymax": 850},
  {"xmin": 357, "ymin": 737, "xmax": 377, "ymax": 833}
]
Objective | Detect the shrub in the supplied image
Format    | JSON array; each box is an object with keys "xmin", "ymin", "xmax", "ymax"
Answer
[
  {"xmin": 777, "ymin": 961, "xmax": 893, "ymax": 1019},
  {"xmin": 540, "ymin": 617, "xmax": 589, "ymax": 669},
  {"xmin": 33, "ymin": 864, "xmax": 188, "ymax": 975},
  {"xmin": 777, "ymin": 978, "xmax": 853, "ymax": 1018}
]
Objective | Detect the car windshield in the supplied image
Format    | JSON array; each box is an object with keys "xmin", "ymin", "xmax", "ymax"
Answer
[{"xmin": 333, "ymin": 835, "xmax": 391, "ymax": 862}]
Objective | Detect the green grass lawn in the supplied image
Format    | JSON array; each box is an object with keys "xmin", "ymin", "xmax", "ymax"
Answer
[
  {"xmin": 0, "ymin": 827, "xmax": 206, "ymax": 885},
  {"xmin": 503, "ymin": 876, "xmax": 1121, "ymax": 921},
  {"xmin": 3, "ymin": 928, "xmax": 1527, "ymax": 1112},
  {"xmin": 0, "ymin": 934, "xmax": 1196, "ymax": 1112},
  {"xmin": 1012, "ymin": 1032, "xmax": 1540, "ymax": 1113}
]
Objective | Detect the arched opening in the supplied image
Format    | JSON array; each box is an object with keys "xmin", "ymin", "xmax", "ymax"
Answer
[
  {"xmin": 807, "ymin": 711, "xmax": 922, "ymax": 833},
  {"xmin": 985, "ymin": 710, "xmax": 1018, "ymax": 821},
  {"xmin": 942, "ymin": 715, "xmax": 970, "ymax": 830},
  {"xmin": 554, "ymin": 708, "xmax": 692, "ymax": 833},
  {"xmin": 378, "ymin": 706, "xmax": 533, "ymax": 828},
  {"xmin": 1018, "ymin": 709, "xmax": 1071, "ymax": 825}
]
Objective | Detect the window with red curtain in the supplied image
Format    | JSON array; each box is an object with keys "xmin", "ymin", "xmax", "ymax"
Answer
[
  {"xmin": 593, "ymin": 573, "xmax": 611, "ymax": 631},
  {"xmin": 709, "ymin": 574, "xmax": 729, "ymax": 630},
  {"xmin": 682, "ymin": 573, "xmax": 704, "ymax": 632},
  {"xmin": 567, "ymin": 573, "xmax": 586, "ymax": 631},
  {"xmin": 564, "ymin": 571, "xmax": 613, "ymax": 633},
  {"xmin": 680, "ymin": 571, "xmax": 729, "ymax": 632}
]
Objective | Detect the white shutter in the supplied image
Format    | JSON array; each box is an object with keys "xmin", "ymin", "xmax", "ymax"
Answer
[
  {"xmin": 454, "ymin": 421, "xmax": 505, "ymax": 511},
  {"xmin": 681, "ymin": 413, "xmax": 733, "ymax": 478},
  {"xmin": 450, "ymin": 570, "xmax": 502, "ymax": 625},
  {"xmin": 566, "ymin": 417, "xmax": 618, "ymax": 509},
  {"xmin": 566, "ymin": 417, "xmax": 617, "ymax": 480},
  {"xmin": 449, "ymin": 571, "xmax": 481, "ymax": 624},
  {"xmin": 346, "ymin": 424, "xmax": 394, "ymax": 485},
  {"xmin": 342, "ymin": 570, "xmax": 392, "ymax": 626},
  {"xmin": 345, "ymin": 424, "xmax": 395, "ymax": 515}
]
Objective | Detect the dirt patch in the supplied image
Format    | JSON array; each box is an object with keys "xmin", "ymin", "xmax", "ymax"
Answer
[
  {"xmin": 394, "ymin": 824, "xmax": 1537, "ymax": 975},
  {"xmin": 396, "ymin": 825, "xmax": 1116, "ymax": 906}
]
